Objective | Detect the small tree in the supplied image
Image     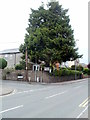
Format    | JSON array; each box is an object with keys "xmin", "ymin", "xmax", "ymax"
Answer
[{"xmin": 0, "ymin": 58, "xmax": 7, "ymax": 69}]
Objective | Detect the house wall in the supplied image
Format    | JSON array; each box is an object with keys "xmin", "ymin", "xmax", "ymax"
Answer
[{"xmin": 0, "ymin": 53, "xmax": 22, "ymax": 68}]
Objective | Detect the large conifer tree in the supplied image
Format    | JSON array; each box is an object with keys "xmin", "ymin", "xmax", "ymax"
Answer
[{"xmin": 20, "ymin": 1, "xmax": 82, "ymax": 66}]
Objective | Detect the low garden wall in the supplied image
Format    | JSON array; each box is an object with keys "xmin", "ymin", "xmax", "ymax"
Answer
[
  {"xmin": 48, "ymin": 74, "xmax": 82, "ymax": 83},
  {"xmin": 1, "ymin": 69, "xmax": 83, "ymax": 83}
]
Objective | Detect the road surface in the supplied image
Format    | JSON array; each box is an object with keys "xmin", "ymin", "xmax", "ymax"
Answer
[{"xmin": 0, "ymin": 78, "xmax": 89, "ymax": 119}]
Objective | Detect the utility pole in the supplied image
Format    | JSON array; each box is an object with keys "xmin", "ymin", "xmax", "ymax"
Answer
[
  {"xmin": 14, "ymin": 53, "xmax": 16, "ymax": 66},
  {"xmin": 25, "ymin": 47, "xmax": 28, "ymax": 81},
  {"xmin": 74, "ymin": 39, "xmax": 79, "ymax": 80},
  {"xmin": 75, "ymin": 60, "xmax": 77, "ymax": 80},
  {"xmin": 35, "ymin": 48, "xmax": 37, "ymax": 82}
]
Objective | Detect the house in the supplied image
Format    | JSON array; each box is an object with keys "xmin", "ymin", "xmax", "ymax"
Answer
[{"xmin": 0, "ymin": 48, "xmax": 22, "ymax": 68}]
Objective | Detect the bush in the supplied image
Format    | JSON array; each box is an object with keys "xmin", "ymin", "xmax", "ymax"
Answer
[
  {"xmin": 71, "ymin": 65, "xmax": 75, "ymax": 70},
  {"xmin": 15, "ymin": 61, "xmax": 32, "ymax": 70},
  {"xmin": 53, "ymin": 69, "xmax": 60, "ymax": 76},
  {"xmin": 15, "ymin": 64, "xmax": 23, "ymax": 70},
  {"xmin": 71, "ymin": 65, "xmax": 83, "ymax": 71},
  {"xmin": 77, "ymin": 65, "xmax": 83, "ymax": 71},
  {"xmin": 52, "ymin": 69, "xmax": 82, "ymax": 77},
  {"xmin": 67, "ymin": 67, "xmax": 71, "ymax": 70},
  {"xmin": 88, "ymin": 69, "xmax": 90, "ymax": 75},
  {"xmin": 83, "ymin": 68, "xmax": 90, "ymax": 75},
  {"xmin": 0, "ymin": 58, "xmax": 7, "ymax": 69}
]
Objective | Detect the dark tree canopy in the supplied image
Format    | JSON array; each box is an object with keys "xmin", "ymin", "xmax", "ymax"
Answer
[
  {"xmin": 20, "ymin": 1, "xmax": 82, "ymax": 66},
  {"xmin": 87, "ymin": 63, "xmax": 90, "ymax": 69}
]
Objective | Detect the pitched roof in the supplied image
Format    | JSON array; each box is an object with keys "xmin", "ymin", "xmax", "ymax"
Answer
[{"xmin": 0, "ymin": 48, "xmax": 20, "ymax": 55}]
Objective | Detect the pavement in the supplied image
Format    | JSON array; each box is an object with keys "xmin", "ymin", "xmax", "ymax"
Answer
[
  {"xmin": 0, "ymin": 85, "xmax": 14, "ymax": 96},
  {"xmin": 0, "ymin": 78, "xmax": 88, "ymax": 96}
]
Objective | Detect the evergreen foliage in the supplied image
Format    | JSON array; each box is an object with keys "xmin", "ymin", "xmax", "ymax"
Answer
[
  {"xmin": 20, "ymin": 1, "xmax": 82, "ymax": 66},
  {"xmin": 0, "ymin": 58, "xmax": 7, "ymax": 69}
]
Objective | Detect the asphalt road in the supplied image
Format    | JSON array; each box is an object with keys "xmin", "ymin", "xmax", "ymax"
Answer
[{"xmin": 0, "ymin": 78, "xmax": 89, "ymax": 119}]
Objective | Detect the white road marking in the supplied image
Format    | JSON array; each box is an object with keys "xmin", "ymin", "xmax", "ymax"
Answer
[
  {"xmin": 76, "ymin": 105, "xmax": 89, "ymax": 119},
  {"xmin": 74, "ymin": 86, "xmax": 82, "ymax": 89},
  {"xmin": 0, "ymin": 105, "xmax": 23, "ymax": 114},
  {"xmin": 0, "ymin": 87, "xmax": 55, "ymax": 97},
  {"xmin": 45, "ymin": 90, "xmax": 68, "ymax": 99},
  {"xmin": 79, "ymin": 97, "xmax": 90, "ymax": 108},
  {"xmin": 83, "ymin": 99, "xmax": 90, "ymax": 107},
  {"xmin": 16, "ymin": 87, "xmax": 55, "ymax": 95},
  {"xmin": 79, "ymin": 97, "xmax": 89, "ymax": 107},
  {"xmin": 17, "ymin": 89, "xmax": 34, "ymax": 94},
  {"xmin": 0, "ymin": 89, "xmax": 17, "ymax": 98}
]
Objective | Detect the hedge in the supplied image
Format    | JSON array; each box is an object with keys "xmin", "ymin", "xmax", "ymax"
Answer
[
  {"xmin": 71, "ymin": 65, "xmax": 83, "ymax": 71},
  {"xmin": 51, "ymin": 69, "xmax": 82, "ymax": 77}
]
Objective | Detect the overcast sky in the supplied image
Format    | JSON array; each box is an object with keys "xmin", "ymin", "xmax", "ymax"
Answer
[{"xmin": 0, "ymin": 0, "xmax": 89, "ymax": 64}]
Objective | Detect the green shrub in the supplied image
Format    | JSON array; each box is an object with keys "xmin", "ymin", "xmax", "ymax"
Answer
[
  {"xmin": 77, "ymin": 65, "xmax": 83, "ymax": 71},
  {"xmin": 83, "ymin": 68, "xmax": 89, "ymax": 74},
  {"xmin": 71, "ymin": 65, "xmax": 83, "ymax": 71},
  {"xmin": 52, "ymin": 69, "xmax": 82, "ymax": 77},
  {"xmin": 62, "ymin": 69, "xmax": 68, "ymax": 76},
  {"xmin": 15, "ymin": 64, "xmax": 23, "ymax": 70},
  {"xmin": 71, "ymin": 65, "xmax": 75, "ymax": 70},
  {"xmin": 60, "ymin": 67, "xmax": 66, "ymax": 70},
  {"xmin": 0, "ymin": 58, "xmax": 7, "ymax": 69},
  {"xmin": 67, "ymin": 67, "xmax": 71, "ymax": 70},
  {"xmin": 88, "ymin": 69, "xmax": 90, "ymax": 75},
  {"xmin": 83, "ymin": 68, "xmax": 90, "ymax": 75},
  {"xmin": 53, "ymin": 70, "xmax": 59, "ymax": 76},
  {"xmin": 15, "ymin": 61, "xmax": 32, "ymax": 70}
]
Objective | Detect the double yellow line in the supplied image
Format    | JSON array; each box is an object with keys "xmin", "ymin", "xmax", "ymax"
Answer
[{"xmin": 79, "ymin": 97, "xmax": 90, "ymax": 108}]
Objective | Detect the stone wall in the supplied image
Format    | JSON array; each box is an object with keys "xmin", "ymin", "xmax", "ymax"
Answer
[{"xmin": 1, "ymin": 70, "xmax": 83, "ymax": 83}]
